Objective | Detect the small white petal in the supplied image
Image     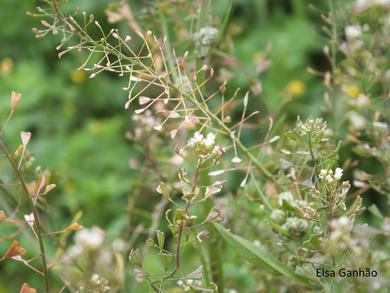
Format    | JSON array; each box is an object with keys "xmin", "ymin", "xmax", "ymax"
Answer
[{"xmin": 232, "ymin": 156, "xmax": 242, "ymax": 163}]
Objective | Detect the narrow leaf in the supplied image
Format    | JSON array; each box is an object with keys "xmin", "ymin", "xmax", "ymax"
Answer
[{"xmin": 213, "ymin": 223, "xmax": 311, "ymax": 287}]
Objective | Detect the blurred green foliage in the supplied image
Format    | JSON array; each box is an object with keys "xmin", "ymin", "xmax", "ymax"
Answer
[{"xmin": 0, "ymin": 0, "xmax": 338, "ymax": 290}]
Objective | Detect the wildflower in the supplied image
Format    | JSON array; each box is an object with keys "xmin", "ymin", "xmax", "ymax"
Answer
[
  {"xmin": 349, "ymin": 112, "xmax": 366, "ymax": 130},
  {"xmin": 334, "ymin": 167, "xmax": 343, "ymax": 180},
  {"xmin": 112, "ymin": 239, "xmax": 128, "ymax": 252},
  {"xmin": 188, "ymin": 132, "xmax": 204, "ymax": 147},
  {"xmin": 342, "ymin": 85, "xmax": 360, "ymax": 98},
  {"xmin": 194, "ymin": 27, "xmax": 219, "ymax": 46},
  {"xmin": 186, "ymin": 131, "xmax": 221, "ymax": 158},
  {"xmin": 319, "ymin": 168, "xmax": 343, "ymax": 183},
  {"xmin": 74, "ymin": 226, "xmax": 105, "ymax": 250},
  {"xmin": 319, "ymin": 169, "xmax": 328, "ymax": 179},
  {"xmin": 287, "ymin": 80, "xmax": 305, "ymax": 97},
  {"xmin": 24, "ymin": 213, "xmax": 35, "ymax": 230},
  {"xmin": 91, "ymin": 273, "xmax": 101, "ymax": 285},
  {"xmin": 326, "ymin": 175, "xmax": 334, "ymax": 184},
  {"xmin": 177, "ymin": 279, "xmax": 191, "ymax": 291},
  {"xmin": 345, "ymin": 25, "xmax": 362, "ymax": 39},
  {"xmin": 204, "ymin": 133, "xmax": 215, "ymax": 147},
  {"xmin": 327, "ymin": 216, "xmax": 353, "ymax": 254},
  {"xmin": 296, "ymin": 117, "xmax": 327, "ymax": 137}
]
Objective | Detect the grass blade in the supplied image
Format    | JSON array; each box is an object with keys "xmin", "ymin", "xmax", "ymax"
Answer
[{"xmin": 213, "ymin": 223, "xmax": 312, "ymax": 287}]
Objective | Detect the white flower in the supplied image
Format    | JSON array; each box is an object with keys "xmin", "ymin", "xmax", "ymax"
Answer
[
  {"xmin": 91, "ymin": 273, "xmax": 100, "ymax": 284},
  {"xmin": 188, "ymin": 132, "xmax": 204, "ymax": 147},
  {"xmin": 334, "ymin": 167, "xmax": 344, "ymax": 180},
  {"xmin": 194, "ymin": 132, "xmax": 203, "ymax": 141},
  {"xmin": 326, "ymin": 175, "xmax": 334, "ymax": 184},
  {"xmin": 75, "ymin": 226, "xmax": 105, "ymax": 250},
  {"xmin": 204, "ymin": 133, "xmax": 215, "ymax": 147},
  {"xmin": 24, "ymin": 213, "xmax": 35, "ymax": 229},
  {"xmin": 319, "ymin": 169, "xmax": 328, "ymax": 179},
  {"xmin": 194, "ymin": 27, "xmax": 219, "ymax": 46},
  {"xmin": 345, "ymin": 25, "xmax": 362, "ymax": 39},
  {"xmin": 349, "ymin": 112, "xmax": 366, "ymax": 130}
]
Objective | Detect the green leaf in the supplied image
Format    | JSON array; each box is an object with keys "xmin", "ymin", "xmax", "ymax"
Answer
[
  {"xmin": 368, "ymin": 204, "xmax": 384, "ymax": 220},
  {"xmin": 156, "ymin": 230, "xmax": 165, "ymax": 249},
  {"xmin": 213, "ymin": 223, "xmax": 312, "ymax": 287}
]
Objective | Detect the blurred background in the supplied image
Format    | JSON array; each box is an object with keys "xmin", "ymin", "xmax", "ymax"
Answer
[{"xmin": 0, "ymin": 0, "xmax": 350, "ymax": 291}]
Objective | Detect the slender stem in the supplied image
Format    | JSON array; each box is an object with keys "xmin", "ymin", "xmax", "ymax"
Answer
[
  {"xmin": 250, "ymin": 170, "xmax": 272, "ymax": 210},
  {"xmin": 0, "ymin": 111, "xmax": 13, "ymax": 137},
  {"xmin": 157, "ymin": 1, "xmax": 177, "ymax": 85},
  {"xmin": 328, "ymin": 0, "xmax": 338, "ymax": 131},
  {"xmin": 0, "ymin": 139, "xmax": 50, "ymax": 292},
  {"xmin": 160, "ymin": 158, "xmax": 202, "ymax": 289}
]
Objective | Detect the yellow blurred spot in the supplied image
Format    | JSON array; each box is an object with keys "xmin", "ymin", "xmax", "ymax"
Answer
[
  {"xmin": 89, "ymin": 121, "xmax": 102, "ymax": 134},
  {"xmin": 287, "ymin": 80, "xmax": 305, "ymax": 97},
  {"xmin": 253, "ymin": 51, "xmax": 262, "ymax": 64},
  {"xmin": 70, "ymin": 69, "xmax": 86, "ymax": 84},
  {"xmin": 342, "ymin": 85, "xmax": 360, "ymax": 98},
  {"xmin": 0, "ymin": 57, "xmax": 14, "ymax": 76}
]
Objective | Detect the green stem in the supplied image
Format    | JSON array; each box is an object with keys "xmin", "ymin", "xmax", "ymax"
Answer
[
  {"xmin": 0, "ymin": 139, "xmax": 50, "ymax": 292},
  {"xmin": 328, "ymin": 0, "xmax": 339, "ymax": 132},
  {"xmin": 199, "ymin": 160, "xmax": 223, "ymax": 290},
  {"xmin": 250, "ymin": 170, "xmax": 272, "ymax": 211},
  {"xmin": 157, "ymin": 1, "xmax": 177, "ymax": 84}
]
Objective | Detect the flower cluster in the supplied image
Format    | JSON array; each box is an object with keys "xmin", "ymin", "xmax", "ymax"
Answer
[
  {"xmin": 177, "ymin": 279, "xmax": 203, "ymax": 292},
  {"xmin": 194, "ymin": 27, "xmax": 219, "ymax": 57},
  {"xmin": 130, "ymin": 110, "xmax": 161, "ymax": 140},
  {"xmin": 88, "ymin": 274, "xmax": 111, "ymax": 292},
  {"xmin": 270, "ymin": 192, "xmax": 316, "ymax": 239},
  {"xmin": 295, "ymin": 117, "xmax": 330, "ymax": 141},
  {"xmin": 182, "ymin": 131, "xmax": 224, "ymax": 159},
  {"xmin": 326, "ymin": 216, "xmax": 354, "ymax": 255},
  {"xmin": 342, "ymin": 25, "xmax": 365, "ymax": 53},
  {"xmin": 194, "ymin": 27, "xmax": 219, "ymax": 46},
  {"xmin": 318, "ymin": 167, "xmax": 343, "ymax": 183},
  {"xmin": 188, "ymin": 132, "xmax": 215, "ymax": 148}
]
